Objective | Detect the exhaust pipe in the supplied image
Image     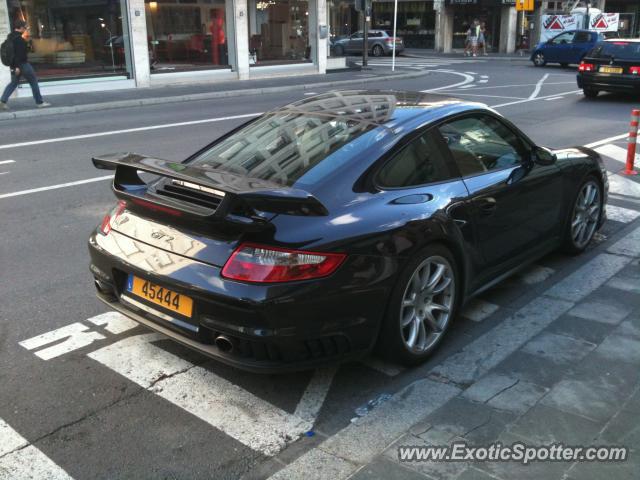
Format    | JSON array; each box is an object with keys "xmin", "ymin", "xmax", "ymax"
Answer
[{"xmin": 215, "ymin": 335, "xmax": 234, "ymax": 353}]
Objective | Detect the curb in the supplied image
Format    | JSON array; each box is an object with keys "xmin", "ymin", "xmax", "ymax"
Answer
[
  {"xmin": 404, "ymin": 52, "xmax": 531, "ymax": 61},
  {"xmin": 0, "ymin": 69, "xmax": 430, "ymax": 121}
]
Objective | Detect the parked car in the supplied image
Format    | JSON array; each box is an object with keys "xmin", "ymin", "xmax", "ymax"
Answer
[
  {"xmin": 531, "ymin": 29, "xmax": 618, "ymax": 67},
  {"xmin": 332, "ymin": 30, "xmax": 404, "ymax": 57},
  {"xmin": 89, "ymin": 90, "xmax": 608, "ymax": 373},
  {"xmin": 577, "ymin": 39, "xmax": 640, "ymax": 98}
]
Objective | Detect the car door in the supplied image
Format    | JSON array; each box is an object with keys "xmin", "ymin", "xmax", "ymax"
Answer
[
  {"xmin": 570, "ymin": 31, "xmax": 594, "ymax": 64},
  {"xmin": 437, "ymin": 114, "xmax": 564, "ymax": 282},
  {"xmin": 546, "ymin": 31, "xmax": 576, "ymax": 63},
  {"xmin": 347, "ymin": 32, "xmax": 363, "ymax": 53}
]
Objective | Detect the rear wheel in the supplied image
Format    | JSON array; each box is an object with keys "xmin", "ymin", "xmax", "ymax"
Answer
[
  {"xmin": 372, "ymin": 44, "xmax": 385, "ymax": 57},
  {"xmin": 333, "ymin": 45, "xmax": 345, "ymax": 56},
  {"xmin": 583, "ymin": 88, "xmax": 599, "ymax": 98},
  {"xmin": 533, "ymin": 52, "xmax": 546, "ymax": 67},
  {"xmin": 378, "ymin": 245, "xmax": 459, "ymax": 365},
  {"xmin": 563, "ymin": 176, "xmax": 603, "ymax": 254}
]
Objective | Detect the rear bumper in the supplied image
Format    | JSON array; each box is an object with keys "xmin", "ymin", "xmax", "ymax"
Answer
[
  {"xmin": 88, "ymin": 230, "xmax": 395, "ymax": 373},
  {"xmin": 577, "ymin": 73, "xmax": 640, "ymax": 92}
]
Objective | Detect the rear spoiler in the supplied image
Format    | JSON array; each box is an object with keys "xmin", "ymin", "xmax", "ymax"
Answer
[{"xmin": 92, "ymin": 153, "xmax": 328, "ymax": 221}]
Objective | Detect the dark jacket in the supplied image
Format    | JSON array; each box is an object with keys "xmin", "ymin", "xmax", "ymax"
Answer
[{"xmin": 9, "ymin": 31, "xmax": 28, "ymax": 69}]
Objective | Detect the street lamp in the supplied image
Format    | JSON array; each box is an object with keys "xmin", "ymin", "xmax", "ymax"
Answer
[{"xmin": 99, "ymin": 17, "xmax": 115, "ymax": 72}]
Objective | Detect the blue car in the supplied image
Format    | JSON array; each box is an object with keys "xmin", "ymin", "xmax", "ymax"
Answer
[{"xmin": 531, "ymin": 29, "xmax": 617, "ymax": 67}]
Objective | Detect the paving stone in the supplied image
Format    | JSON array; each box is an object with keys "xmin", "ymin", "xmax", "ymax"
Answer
[
  {"xmin": 540, "ymin": 379, "xmax": 622, "ymax": 423},
  {"xmin": 622, "ymin": 388, "xmax": 640, "ymax": 414},
  {"xmin": 462, "ymin": 299, "xmax": 500, "ymax": 322},
  {"xmin": 598, "ymin": 409, "xmax": 640, "ymax": 445},
  {"xmin": 564, "ymin": 456, "xmax": 639, "ymax": 480},
  {"xmin": 486, "ymin": 380, "xmax": 548, "ymax": 415},
  {"xmin": 566, "ymin": 353, "xmax": 640, "ymax": 397},
  {"xmin": 516, "ymin": 265, "xmax": 556, "ymax": 285},
  {"xmin": 508, "ymin": 404, "xmax": 601, "ymax": 444},
  {"xmin": 614, "ymin": 319, "xmax": 640, "ymax": 340},
  {"xmin": 491, "ymin": 351, "xmax": 567, "ymax": 388},
  {"xmin": 567, "ymin": 300, "xmax": 632, "ymax": 325},
  {"xmin": 606, "ymin": 273, "xmax": 640, "ymax": 294},
  {"xmin": 457, "ymin": 466, "xmax": 502, "ymax": 480},
  {"xmin": 463, "ymin": 374, "xmax": 519, "ymax": 403},
  {"xmin": 594, "ymin": 335, "xmax": 640, "ymax": 364},
  {"xmin": 546, "ymin": 314, "xmax": 614, "ymax": 345},
  {"xmin": 419, "ymin": 397, "xmax": 515, "ymax": 445},
  {"xmin": 521, "ymin": 332, "xmax": 595, "ymax": 365},
  {"xmin": 350, "ymin": 457, "xmax": 429, "ymax": 480}
]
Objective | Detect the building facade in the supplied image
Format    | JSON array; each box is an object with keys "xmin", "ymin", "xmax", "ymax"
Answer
[{"xmin": 1, "ymin": 1, "xmax": 637, "ymax": 97}]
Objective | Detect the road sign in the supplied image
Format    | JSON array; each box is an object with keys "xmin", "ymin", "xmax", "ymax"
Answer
[{"xmin": 516, "ymin": 0, "xmax": 533, "ymax": 11}]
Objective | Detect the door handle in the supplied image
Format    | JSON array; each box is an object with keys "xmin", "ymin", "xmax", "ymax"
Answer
[{"xmin": 477, "ymin": 197, "xmax": 497, "ymax": 215}]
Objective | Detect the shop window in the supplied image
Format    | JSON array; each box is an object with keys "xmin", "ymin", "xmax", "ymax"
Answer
[
  {"xmin": 371, "ymin": 1, "xmax": 435, "ymax": 49},
  {"xmin": 248, "ymin": 0, "xmax": 310, "ymax": 65},
  {"xmin": 5, "ymin": 0, "xmax": 133, "ymax": 81},
  {"xmin": 146, "ymin": 0, "xmax": 230, "ymax": 73},
  {"xmin": 328, "ymin": 0, "xmax": 358, "ymax": 54}
]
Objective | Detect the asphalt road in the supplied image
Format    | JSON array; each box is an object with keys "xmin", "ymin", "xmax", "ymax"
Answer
[{"xmin": 1, "ymin": 57, "xmax": 639, "ymax": 480}]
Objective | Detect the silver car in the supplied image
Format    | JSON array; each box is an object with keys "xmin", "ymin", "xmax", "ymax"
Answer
[{"xmin": 332, "ymin": 30, "xmax": 404, "ymax": 57}]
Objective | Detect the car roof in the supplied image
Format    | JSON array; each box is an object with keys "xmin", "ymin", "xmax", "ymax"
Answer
[{"xmin": 270, "ymin": 90, "xmax": 485, "ymax": 131}]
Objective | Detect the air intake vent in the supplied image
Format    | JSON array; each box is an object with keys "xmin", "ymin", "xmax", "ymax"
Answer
[{"xmin": 156, "ymin": 179, "xmax": 225, "ymax": 211}]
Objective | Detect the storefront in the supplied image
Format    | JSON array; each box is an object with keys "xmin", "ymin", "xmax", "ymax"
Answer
[
  {"xmin": 5, "ymin": 0, "xmax": 133, "ymax": 80},
  {"xmin": 448, "ymin": 0, "xmax": 515, "ymax": 51},
  {"xmin": 372, "ymin": 0, "xmax": 435, "ymax": 48},
  {"xmin": 604, "ymin": 0, "xmax": 639, "ymax": 37},
  {"xmin": 145, "ymin": 0, "xmax": 232, "ymax": 73}
]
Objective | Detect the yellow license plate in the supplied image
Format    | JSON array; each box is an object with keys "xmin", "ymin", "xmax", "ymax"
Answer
[
  {"xmin": 127, "ymin": 275, "xmax": 193, "ymax": 317},
  {"xmin": 599, "ymin": 66, "xmax": 623, "ymax": 74}
]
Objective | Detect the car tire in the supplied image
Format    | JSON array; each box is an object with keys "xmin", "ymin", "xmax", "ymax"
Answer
[
  {"xmin": 560, "ymin": 63, "xmax": 569, "ymax": 68},
  {"xmin": 372, "ymin": 44, "xmax": 384, "ymax": 57},
  {"xmin": 377, "ymin": 244, "xmax": 460, "ymax": 366},
  {"xmin": 334, "ymin": 45, "xmax": 345, "ymax": 56},
  {"xmin": 562, "ymin": 176, "xmax": 603, "ymax": 254},
  {"xmin": 532, "ymin": 52, "xmax": 546, "ymax": 67},
  {"xmin": 583, "ymin": 88, "xmax": 599, "ymax": 98}
]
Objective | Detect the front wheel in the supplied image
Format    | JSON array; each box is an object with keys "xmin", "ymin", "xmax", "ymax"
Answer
[
  {"xmin": 532, "ymin": 52, "xmax": 546, "ymax": 67},
  {"xmin": 563, "ymin": 177, "xmax": 603, "ymax": 254},
  {"xmin": 378, "ymin": 245, "xmax": 459, "ymax": 366},
  {"xmin": 583, "ymin": 88, "xmax": 599, "ymax": 98}
]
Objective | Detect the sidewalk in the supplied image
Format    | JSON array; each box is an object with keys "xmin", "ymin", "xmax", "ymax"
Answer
[
  {"xmin": 0, "ymin": 67, "xmax": 427, "ymax": 121},
  {"xmin": 404, "ymin": 48, "xmax": 531, "ymax": 61},
  {"xmin": 267, "ymin": 179, "xmax": 640, "ymax": 480}
]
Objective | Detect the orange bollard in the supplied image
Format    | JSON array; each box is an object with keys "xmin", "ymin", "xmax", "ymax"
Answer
[{"xmin": 624, "ymin": 108, "xmax": 639, "ymax": 175}]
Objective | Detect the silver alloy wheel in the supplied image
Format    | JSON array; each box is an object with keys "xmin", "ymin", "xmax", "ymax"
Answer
[
  {"xmin": 533, "ymin": 53, "xmax": 545, "ymax": 66},
  {"xmin": 400, "ymin": 256, "xmax": 455, "ymax": 354},
  {"xmin": 372, "ymin": 45, "xmax": 384, "ymax": 57},
  {"xmin": 571, "ymin": 180, "xmax": 601, "ymax": 249}
]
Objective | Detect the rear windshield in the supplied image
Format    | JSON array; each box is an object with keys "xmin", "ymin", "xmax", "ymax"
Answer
[
  {"xmin": 591, "ymin": 42, "xmax": 640, "ymax": 60},
  {"xmin": 187, "ymin": 112, "xmax": 380, "ymax": 187}
]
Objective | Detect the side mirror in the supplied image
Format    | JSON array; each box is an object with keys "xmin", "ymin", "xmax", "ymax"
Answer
[{"xmin": 533, "ymin": 146, "xmax": 556, "ymax": 166}]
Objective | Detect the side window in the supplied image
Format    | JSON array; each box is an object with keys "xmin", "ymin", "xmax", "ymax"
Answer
[
  {"xmin": 552, "ymin": 32, "xmax": 575, "ymax": 45},
  {"xmin": 438, "ymin": 115, "xmax": 528, "ymax": 177},
  {"xmin": 573, "ymin": 32, "xmax": 591, "ymax": 43},
  {"xmin": 377, "ymin": 130, "xmax": 455, "ymax": 188}
]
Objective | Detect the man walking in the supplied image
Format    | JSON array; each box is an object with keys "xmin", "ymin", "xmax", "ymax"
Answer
[{"xmin": 1, "ymin": 20, "xmax": 50, "ymax": 109}]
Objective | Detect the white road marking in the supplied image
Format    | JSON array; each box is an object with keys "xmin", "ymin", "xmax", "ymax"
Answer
[
  {"xmin": 609, "ymin": 173, "xmax": 640, "ymax": 198},
  {"xmin": 465, "ymin": 71, "xmax": 477, "ymax": 75},
  {"xmin": 544, "ymin": 96, "xmax": 564, "ymax": 101},
  {"xmin": 0, "ymin": 418, "xmax": 73, "ymax": 480},
  {"xmin": 0, "ymin": 172, "xmax": 8, "ymax": 175},
  {"xmin": 594, "ymin": 143, "xmax": 629, "ymax": 164},
  {"xmin": 359, "ymin": 357, "xmax": 405, "ymax": 377},
  {"xmin": 455, "ymin": 81, "xmax": 575, "ymax": 91},
  {"xmin": 480, "ymin": 75, "xmax": 489, "ymax": 79},
  {"xmin": 528, "ymin": 73, "xmax": 549, "ymax": 100},
  {"xmin": 0, "ymin": 160, "xmax": 15, "ymax": 165},
  {"xmin": 0, "ymin": 113, "xmax": 261, "ymax": 151},
  {"xmin": 19, "ymin": 323, "xmax": 106, "ymax": 360},
  {"xmin": 607, "ymin": 205, "xmax": 640, "ymax": 223},
  {"xmin": 432, "ymin": 91, "xmax": 524, "ymax": 100},
  {"xmin": 490, "ymin": 89, "xmax": 581, "ymax": 108},
  {"xmin": 458, "ymin": 84, "xmax": 476, "ymax": 89},
  {"xmin": 478, "ymin": 79, "xmax": 488, "ymax": 83},
  {"xmin": 86, "ymin": 311, "xmax": 139, "ymax": 334},
  {"xmin": 294, "ymin": 367, "xmax": 338, "ymax": 423},
  {"xmin": 422, "ymin": 70, "xmax": 475, "ymax": 92},
  {"xmin": 0, "ymin": 175, "xmax": 113, "ymax": 200},
  {"xmin": 88, "ymin": 333, "xmax": 309, "ymax": 456},
  {"xmin": 303, "ymin": 92, "xmax": 318, "ymax": 95},
  {"xmin": 586, "ymin": 134, "xmax": 629, "ymax": 149},
  {"xmin": 462, "ymin": 299, "xmax": 499, "ymax": 322}
]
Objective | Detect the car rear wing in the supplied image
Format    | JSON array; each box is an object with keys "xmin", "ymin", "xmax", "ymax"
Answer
[{"xmin": 92, "ymin": 153, "xmax": 328, "ymax": 226}]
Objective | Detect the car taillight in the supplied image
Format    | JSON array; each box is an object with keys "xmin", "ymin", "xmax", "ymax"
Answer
[
  {"xmin": 222, "ymin": 243, "xmax": 346, "ymax": 283},
  {"xmin": 578, "ymin": 62, "xmax": 595, "ymax": 72},
  {"xmin": 630, "ymin": 66, "xmax": 640, "ymax": 75},
  {"xmin": 99, "ymin": 200, "xmax": 126, "ymax": 235}
]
